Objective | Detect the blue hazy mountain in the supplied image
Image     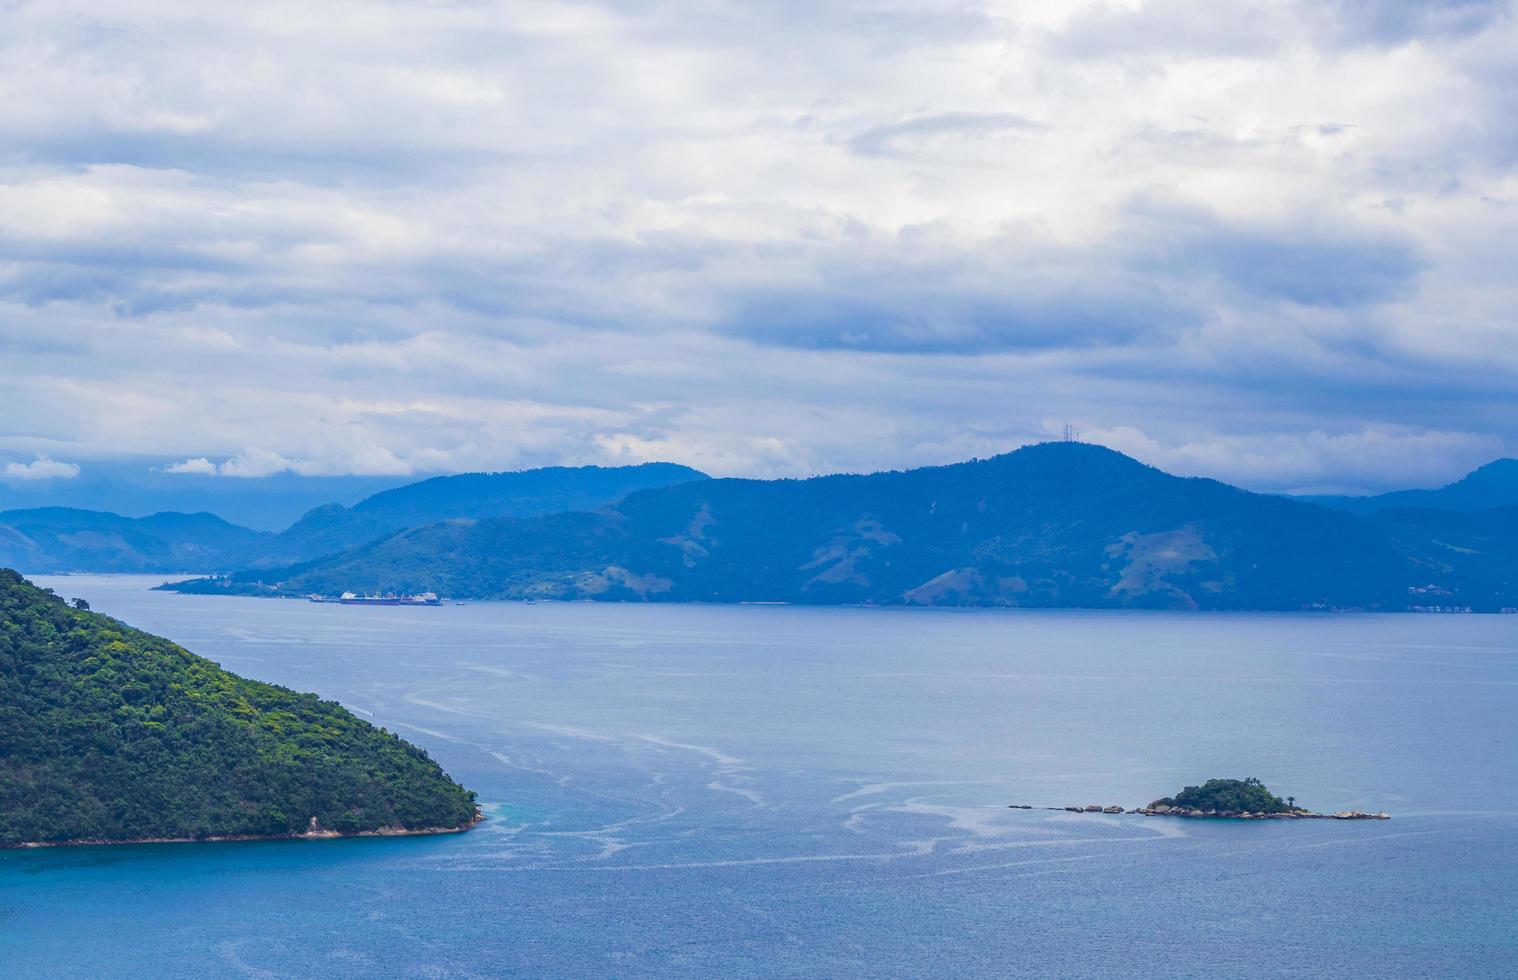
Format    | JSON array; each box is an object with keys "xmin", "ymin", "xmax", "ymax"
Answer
[
  {"xmin": 0, "ymin": 508, "xmax": 270, "ymax": 574},
  {"xmin": 245, "ymin": 463, "xmax": 709, "ymax": 567},
  {"xmin": 0, "ymin": 459, "xmax": 410, "ymax": 532},
  {"xmin": 1367, "ymin": 504, "xmax": 1518, "ymax": 602},
  {"xmin": 1, "ymin": 463, "xmax": 709, "ymax": 573},
  {"xmin": 178, "ymin": 442, "xmax": 1493, "ymax": 610},
  {"xmin": 1305, "ymin": 459, "xmax": 1518, "ymax": 514}
]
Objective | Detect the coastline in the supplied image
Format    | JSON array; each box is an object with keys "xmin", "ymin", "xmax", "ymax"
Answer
[
  {"xmin": 1009, "ymin": 804, "xmax": 1389, "ymax": 820},
  {"xmin": 153, "ymin": 579, "xmax": 1518, "ymax": 615},
  {"xmin": 4, "ymin": 809, "xmax": 485, "ymax": 850}
]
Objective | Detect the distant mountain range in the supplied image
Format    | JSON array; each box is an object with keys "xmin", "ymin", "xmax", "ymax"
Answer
[
  {"xmin": 244, "ymin": 462, "xmax": 708, "ymax": 567},
  {"xmin": 164, "ymin": 443, "xmax": 1518, "ymax": 611},
  {"xmin": 0, "ymin": 461, "xmax": 412, "ymax": 531},
  {"xmin": 0, "ymin": 508, "xmax": 269, "ymax": 574},
  {"xmin": 1, "ymin": 463, "xmax": 707, "ymax": 575},
  {"xmin": 1305, "ymin": 459, "xmax": 1518, "ymax": 514}
]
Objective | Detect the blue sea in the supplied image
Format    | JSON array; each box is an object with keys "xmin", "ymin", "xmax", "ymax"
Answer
[{"xmin": 4, "ymin": 576, "xmax": 1516, "ymax": 977}]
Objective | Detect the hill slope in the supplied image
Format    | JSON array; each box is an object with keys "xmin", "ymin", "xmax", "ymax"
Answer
[
  {"xmin": 1368, "ymin": 505, "xmax": 1518, "ymax": 603},
  {"xmin": 0, "ymin": 569, "xmax": 477, "ymax": 845},
  {"xmin": 1307, "ymin": 459, "xmax": 1518, "ymax": 514},
  {"xmin": 0, "ymin": 508, "xmax": 270, "ymax": 573},
  {"xmin": 179, "ymin": 443, "xmax": 1465, "ymax": 610},
  {"xmin": 245, "ymin": 462, "xmax": 708, "ymax": 567}
]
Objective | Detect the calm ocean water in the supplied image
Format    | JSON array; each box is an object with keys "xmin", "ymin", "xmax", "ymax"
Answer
[{"xmin": 4, "ymin": 575, "xmax": 1516, "ymax": 978}]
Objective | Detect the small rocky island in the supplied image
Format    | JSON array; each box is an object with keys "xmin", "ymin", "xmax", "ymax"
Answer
[{"xmin": 1010, "ymin": 778, "xmax": 1389, "ymax": 820}]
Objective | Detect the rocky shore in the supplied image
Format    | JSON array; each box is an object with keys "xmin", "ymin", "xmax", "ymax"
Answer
[
  {"xmin": 6, "ymin": 810, "xmax": 485, "ymax": 850},
  {"xmin": 1008, "ymin": 803, "xmax": 1389, "ymax": 820}
]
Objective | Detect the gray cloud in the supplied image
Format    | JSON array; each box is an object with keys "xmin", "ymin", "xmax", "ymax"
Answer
[
  {"xmin": 848, "ymin": 112, "xmax": 1042, "ymax": 158},
  {"xmin": 1125, "ymin": 205, "xmax": 1427, "ymax": 307},
  {"xmin": 1053, "ymin": 0, "xmax": 1511, "ymax": 59},
  {"xmin": 0, "ymin": 0, "xmax": 1515, "ymax": 493},
  {"xmin": 1326, "ymin": 0, "xmax": 1511, "ymax": 45}
]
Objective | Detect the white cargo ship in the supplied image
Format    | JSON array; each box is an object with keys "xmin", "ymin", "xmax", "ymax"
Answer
[{"xmin": 308, "ymin": 591, "xmax": 443, "ymax": 606}]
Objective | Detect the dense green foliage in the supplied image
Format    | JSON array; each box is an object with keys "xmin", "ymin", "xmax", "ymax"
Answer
[
  {"xmin": 1151, "ymin": 778, "xmax": 1292, "ymax": 814},
  {"xmin": 0, "ymin": 569, "xmax": 476, "ymax": 845},
  {"xmin": 171, "ymin": 442, "xmax": 1518, "ymax": 610}
]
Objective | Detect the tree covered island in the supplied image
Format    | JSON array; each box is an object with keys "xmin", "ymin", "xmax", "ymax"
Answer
[
  {"xmin": 1020, "ymin": 778, "xmax": 1388, "ymax": 819},
  {"xmin": 1138, "ymin": 777, "xmax": 1387, "ymax": 819},
  {"xmin": 1150, "ymin": 777, "xmax": 1293, "ymax": 815},
  {"xmin": 0, "ymin": 569, "xmax": 480, "ymax": 847}
]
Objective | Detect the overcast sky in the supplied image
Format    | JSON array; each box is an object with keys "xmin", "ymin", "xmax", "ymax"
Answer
[{"xmin": 2, "ymin": 0, "xmax": 1515, "ymax": 494}]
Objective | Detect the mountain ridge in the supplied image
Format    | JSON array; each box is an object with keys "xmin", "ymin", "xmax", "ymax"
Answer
[
  {"xmin": 172, "ymin": 442, "xmax": 1511, "ymax": 611},
  {"xmin": 1305, "ymin": 458, "xmax": 1518, "ymax": 514},
  {"xmin": 245, "ymin": 461, "xmax": 709, "ymax": 567},
  {"xmin": 0, "ymin": 507, "xmax": 270, "ymax": 574},
  {"xmin": 0, "ymin": 462, "xmax": 709, "ymax": 573}
]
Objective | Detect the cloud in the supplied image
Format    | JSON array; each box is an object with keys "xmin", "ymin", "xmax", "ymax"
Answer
[
  {"xmin": 1082, "ymin": 423, "xmax": 1500, "ymax": 494},
  {"xmin": 3, "ymin": 455, "xmax": 81, "ymax": 481},
  {"xmin": 162, "ymin": 457, "xmax": 219, "ymax": 476},
  {"xmin": 718, "ymin": 257, "xmax": 1199, "ymax": 354},
  {"xmin": 847, "ymin": 112, "xmax": 1042, "ymax": 159},
  {"xmin": 0, "ymin": 0, "xmax": 1515, "ymax": 493},
  {"xmin": 1126, "ymin": 203, "xmax": 1427, "ymax": 307},
  {"xmin": 1052, "ymin": 0, "xmax": 1510, "ymax": 59},
  {"xmin": 1325, "ymin": 0, "xmax": 1511, "ymax": 45},
  {"xmin": 164, "ymin": 446, "xmax": 414, "ymax": 479}
]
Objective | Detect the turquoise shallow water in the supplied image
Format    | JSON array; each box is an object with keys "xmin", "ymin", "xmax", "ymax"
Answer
[{"xmin": 4, "ymin": 576, "xmax": 1517, "ymax": 977}]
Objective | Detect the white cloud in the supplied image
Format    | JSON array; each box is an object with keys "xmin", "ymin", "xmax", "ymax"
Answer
[
  {"xmin": 163, "ymin": 457, "xmax": 219, "ymax": 475},
  {"xmin": 0, "ymin": 1, "xmax": 1515, "ymax": 492},
  {"xmin": 164, "ymin": 445, "xmax": 414, "ymax": 478},
  {"xmin": 3, "ymin": 455, "xmax": 81, "ymax": 481},
  {"xmin": 1079, "ymin": 424, "xmax": 1501, "ymax": 495}
]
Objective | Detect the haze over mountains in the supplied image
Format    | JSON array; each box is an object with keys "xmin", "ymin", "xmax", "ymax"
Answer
[
  {"xmin": 1, "ymin": 464, "xmax": 707, "ymax": 575},
  {"xmin": 159, "ymin": 443, "xmax": 1518, "ymax": 612},
  {"xmin": 8, "ymin": 444, "xmax": 1518, "ymax": 611},
  {"xmin": 245, "ymin": 463, "xmax": 707, "ymax": 568},
  {"xmin": 0, "ymin": 508, "xmax": 268, "ymax": 574},
  {"xmin": 0, "ymin": 462, "xmax": 412, "ymax": 531},
  {"xmin": 1307, "ymin": 459, "xmax": 1518, "ymax": 515}
]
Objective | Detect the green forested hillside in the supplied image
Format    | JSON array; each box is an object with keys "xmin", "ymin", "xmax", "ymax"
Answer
[{"xmin": 0, "ymin": 569, "xmax": 477, "ymax": 845}]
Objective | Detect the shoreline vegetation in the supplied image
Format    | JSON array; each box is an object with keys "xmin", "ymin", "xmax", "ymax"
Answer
[
  {"xmin": 4, "ymin": 809, "xmax": 484, "ymax": 850},
  {"xmin": 1, "ymin": 569, "xmax": 481, "ymax": 848},
  {"xmin": 1008, "ymin": 778, "xmax": 1391, "ymax": 821}
]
